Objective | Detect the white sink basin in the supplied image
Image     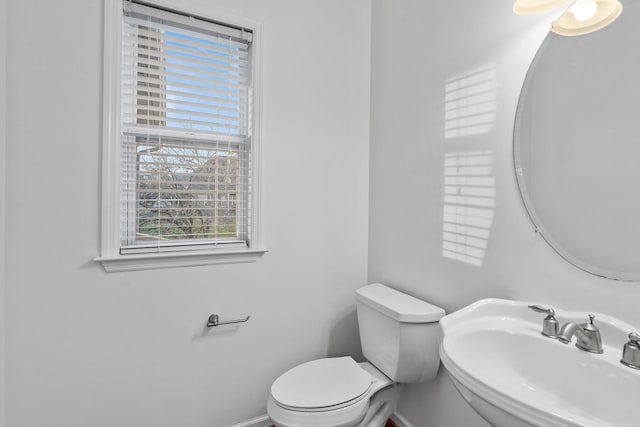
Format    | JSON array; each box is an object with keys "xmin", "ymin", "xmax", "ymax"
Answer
[{"xmin": 439, "ymin": 299, "xmax": 640, "ymax": 427}]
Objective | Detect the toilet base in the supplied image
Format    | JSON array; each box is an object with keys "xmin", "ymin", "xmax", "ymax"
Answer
[{"xmin": 355, "ymin": 381, "xmax": 398, "ymax": 427}]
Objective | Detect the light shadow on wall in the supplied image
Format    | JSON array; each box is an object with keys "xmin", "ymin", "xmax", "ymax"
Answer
[
  {"xmin": 441, "ymin": 64, "xmax": 497, "ymax": 267},
  {"xmin": 444, "ymin": 66, "xmax": 497, "ymax": 139},
  {"xmin": 441, "ymin": 151, "xmax": 496, "ymax": 267}
]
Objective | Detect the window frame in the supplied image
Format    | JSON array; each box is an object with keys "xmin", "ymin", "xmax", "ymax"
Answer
[{"xmin": 96, "ymin": 0, "xmax": 265, "ymax": 273}]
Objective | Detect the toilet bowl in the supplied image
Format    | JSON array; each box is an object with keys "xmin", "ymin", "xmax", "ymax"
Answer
[{"xmin": 267, "ymin": 283, "xmax": 445, "ymax": 427}]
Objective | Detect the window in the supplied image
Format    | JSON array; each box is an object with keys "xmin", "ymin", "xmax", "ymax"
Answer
[{"xmin": 98, "ymin": 0, "xmax": 264, "ymax": 272}]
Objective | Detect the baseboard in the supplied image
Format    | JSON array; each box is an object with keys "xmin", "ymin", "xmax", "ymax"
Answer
[
  {"xmin": 390, "ymin": 411, "xmax": 415, "ymax": 427},
  {"xmin": 226, "ymin": 414, "xmax": 272, "ymax": 427}
]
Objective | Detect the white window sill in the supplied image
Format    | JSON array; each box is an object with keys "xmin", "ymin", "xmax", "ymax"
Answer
[{"xmin": 94, "ymin": 248, "xmax": 268, "ymax": 273}]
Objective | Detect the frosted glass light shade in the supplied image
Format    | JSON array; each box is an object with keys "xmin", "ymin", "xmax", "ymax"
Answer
[
  {"xmin": 551, "ymin": 0, "xmax": 623, "ymax": 36},
  {"xmin": 513, "ymin": 0, "xmax": 568, "ymax": 15}
]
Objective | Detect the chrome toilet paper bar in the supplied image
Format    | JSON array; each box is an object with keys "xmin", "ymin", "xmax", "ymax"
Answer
[{"xmin": 207, "ymin": 313, "xmax": 251, "ymax": 327}]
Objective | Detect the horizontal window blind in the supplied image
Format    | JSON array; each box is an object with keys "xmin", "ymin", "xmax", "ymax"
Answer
[{"xmin": 120, "ymin": 1, "xmax": 253, "ymax": 253}]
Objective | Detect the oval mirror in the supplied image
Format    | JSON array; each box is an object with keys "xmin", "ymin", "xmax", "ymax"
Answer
[{"xmin": 514, "ymin": 0, "xmax": 640, "ymax": 281}]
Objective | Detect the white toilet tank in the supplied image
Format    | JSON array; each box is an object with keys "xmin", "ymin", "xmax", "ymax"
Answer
[{"xmin": 356, "ymin": 283, "xmax": 445, "ymax": 383}]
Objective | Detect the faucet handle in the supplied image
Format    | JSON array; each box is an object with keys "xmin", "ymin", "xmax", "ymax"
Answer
[
  {"xmin": 528, "ymin": 305, "xmax": 559, "ymax": 338},
  {"xmin": 583, "ymin": 314, "xmax": 599, "ymax": 332},
  {"xmin": 528, "ymin": 305, "xmax": 555, "ymax": 316},
  {"xmin": 621, "ymin": 332, "xmax": 640, "ymax": 369}
]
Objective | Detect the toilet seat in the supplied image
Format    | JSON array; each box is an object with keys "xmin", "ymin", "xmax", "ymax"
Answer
[
  {"xmin": 267, "ymin": 359, "xmax": 395, "ymax": 427},
  {"xmin": 270, "ymin": 357, "xmax": 373, "ymax": 412}
]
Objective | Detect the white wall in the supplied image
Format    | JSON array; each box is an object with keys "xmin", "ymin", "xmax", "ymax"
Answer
[
  {"xmin": 4, "ymin": 0, "xmax": 370, "ymax": 426},
  {"xmin": 0, "ymin": 0, "xmax": 6, "ymax": 424},
  {"xmin": 369, "ymin": 0, "xmax": 640, "ymax": 426}
]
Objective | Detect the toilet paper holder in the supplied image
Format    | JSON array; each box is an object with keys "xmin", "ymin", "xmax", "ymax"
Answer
[{"xmin": 207, "ymin": 313, "xmax": 251, "ymax": 327}]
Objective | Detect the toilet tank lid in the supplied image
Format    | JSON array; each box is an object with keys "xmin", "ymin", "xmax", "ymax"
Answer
[{"xmin": 356, "ymin": 283, "xmax": 445, "ymax": 323}]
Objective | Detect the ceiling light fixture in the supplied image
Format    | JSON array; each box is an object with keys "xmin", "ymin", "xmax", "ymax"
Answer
[
  {"xmin": 513, "ymin": 0, "xmax": 568, "ymax": 15},
  {"xmin": 513, "ymin": 0, "xmax": 623, "ymax": 36}
]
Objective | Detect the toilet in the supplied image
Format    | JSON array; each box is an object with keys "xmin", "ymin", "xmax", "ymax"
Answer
[{"xmin": 267, "ymin": 283, "xmax": 445, "ymax": 427}]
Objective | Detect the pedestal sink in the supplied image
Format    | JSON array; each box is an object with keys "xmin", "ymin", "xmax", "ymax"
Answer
[{"xmin": 439, "ymin": 299, "xmax": 640, "ymax": 427}]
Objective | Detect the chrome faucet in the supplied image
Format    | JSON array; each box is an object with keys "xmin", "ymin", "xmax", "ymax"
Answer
[
  {"xmin": 558, "ymin": 314, "xmax": 603, "ymax": 354},
  {"xmin": 620, "ymin": 332, "xmax": 640, "ymax": 369},
  {"xmin": 528, "ymin": 305, "xmax": 559, "ymax": 338}
]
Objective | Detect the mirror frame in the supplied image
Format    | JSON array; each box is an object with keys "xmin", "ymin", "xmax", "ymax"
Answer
[{"xmin": 513, "ymin": 26, "xmax": 640, "ymax": 282}]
